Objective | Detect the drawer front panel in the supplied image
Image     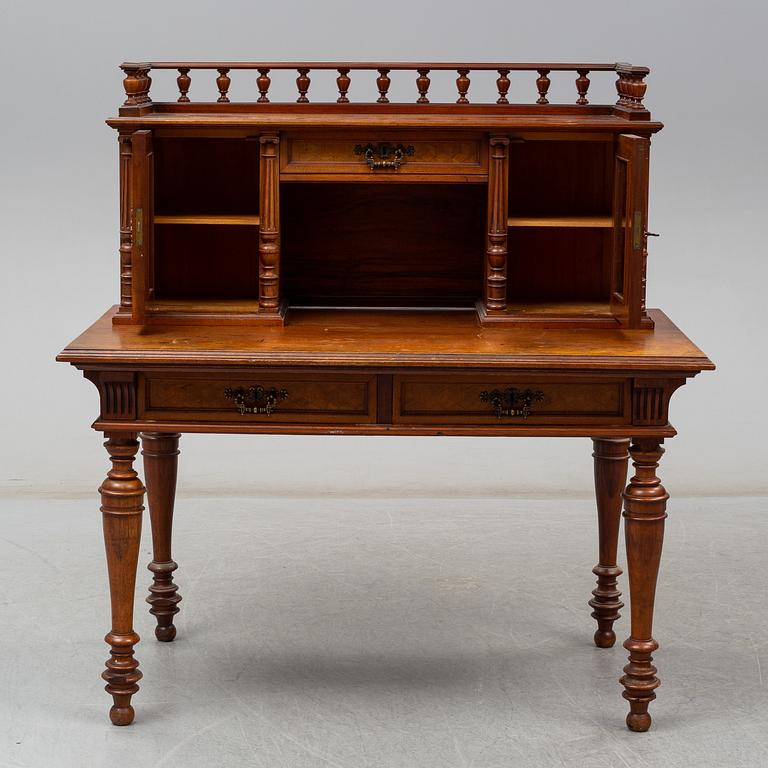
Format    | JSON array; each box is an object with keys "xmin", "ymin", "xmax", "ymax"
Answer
[
  {"xmin": 393, "ymin": 375, "xmax": 630, "ymax": 425},
  {"xmin": 141, "ymin": 372, "xmax": 377, "ymax": 424},
  {"xmin": 281, "ymin": 133, "xmax": 487, "ymax": 178}
]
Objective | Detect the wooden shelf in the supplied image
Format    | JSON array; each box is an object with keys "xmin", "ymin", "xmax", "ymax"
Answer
[
  {"xmin": 154, "ymin": 215, "xmax": 260, "ymax": 226},
  {"xmin": 507, "ymin": 215, "xmax": 612, "ymax": 228},
  {"xmin": 148, "ymin": 298, "xmax": 260, "ymax": 314}
]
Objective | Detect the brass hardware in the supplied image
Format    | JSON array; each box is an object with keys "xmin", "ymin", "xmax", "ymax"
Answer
[
  {"xmin": 224, "ymin": 385, "xmax": 289, "ymax": 415},
  {"xmin": 135, "ymin": 208, "xmax": 143, "ymax": 247},
  {"xmin": 480, "ymin": 388, "xmax": 544, "ymax": 419},
  {"xmin": 632, "ymin": 210, "xmax": 642, "ymax": 250},
  {"xmin": 354, "ymin": 142, "xmax": 415, "ymax": 170}
]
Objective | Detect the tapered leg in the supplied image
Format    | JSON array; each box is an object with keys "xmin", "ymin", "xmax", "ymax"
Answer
[
  {"xmin": 141, "ymin": 432, "xmax": 182, "ymax": 642},
  {"xmin": 620, "ymin": 438, "xmax": 668, "ymax": 732},
  {"xmin": 589, "ymin": 438, "xmax": 630, "ymax": 648},
  {"xmin": 100, "ymin": 433, "xmax": 145, "ymax": 726}
]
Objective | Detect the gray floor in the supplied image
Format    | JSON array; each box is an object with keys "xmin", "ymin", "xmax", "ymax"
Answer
[{"xmin": 1, "ymin": 496, "xmax": 766, "ymax": 768}]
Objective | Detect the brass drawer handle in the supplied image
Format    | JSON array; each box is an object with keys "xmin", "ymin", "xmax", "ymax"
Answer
[
  {"xmin": 354, "ymin": 142, "xmax": 414, "ymax": 170},
  {"xmin": 224, "ymin": 385, "xmax": 288, "ymax": 415},
  {"xmin": 480, "ymin": 388, "xmax": 544, "ymax": 419}
]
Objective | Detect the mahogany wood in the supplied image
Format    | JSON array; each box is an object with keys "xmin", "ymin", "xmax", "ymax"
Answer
[
  {"xmin": 590, "ymin": 438, "xmax": 630, "ymax": 647},
  {"xmin": 100, "ymin": 434, "xmax": 144, "ymax": 725},
  {"xmin": 141, "ymin": 432, "xmax": 182, "ymax": 642},
  {"xmin": 621, "ymin": 438, "xmax": 668, "ymax": 732},
  {"xmin": 57, "ymin": 60, "xmax": 713, "ymax": 732}
]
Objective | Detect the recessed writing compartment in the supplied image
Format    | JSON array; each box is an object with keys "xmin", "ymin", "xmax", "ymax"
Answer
[{"xmin": 281, "ymin": 182, "xmax": 485, "ymax": 308}]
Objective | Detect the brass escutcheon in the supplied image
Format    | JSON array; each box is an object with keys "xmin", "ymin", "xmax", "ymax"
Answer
[
  {"xmin": 479, "ymin": 387, "xmax": 544, "ymax": 419},
  {"xmin": 354, "ymin": 142, "xmax": 415, "ymax": 170},
  {"xmin": 224, "ymin": 385, "xmax": 289, "ymax": 416}
]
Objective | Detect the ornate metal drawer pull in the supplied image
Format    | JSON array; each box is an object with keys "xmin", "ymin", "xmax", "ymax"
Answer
[
  {"xmin": 224, "ymin": 385, "xmax": 288, "ymax": 415},
  {"xmin": 480, "ymin": 388, "xmax": 544, "ymax": 419},
  {"xmin": 354, "ymin": 142, "xmax": 414, "ymax": 170}
]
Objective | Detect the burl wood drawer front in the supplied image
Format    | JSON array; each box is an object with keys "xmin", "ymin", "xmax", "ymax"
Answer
[
  {"xmin": 393, "ymin": 375, "xmax": 630, "ymax": 425},
  {"xmin": 141, "ymin": 372, "xmax": 377, "ymax": 424},
  {"xmin": 280, "ymin": 133, "xmax": 487, "ymax": 179}
]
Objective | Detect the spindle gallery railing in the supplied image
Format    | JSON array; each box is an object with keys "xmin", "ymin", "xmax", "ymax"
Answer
[{"xmin": 119, "ymin": 62, "xmax": 650, "ymax": 111}]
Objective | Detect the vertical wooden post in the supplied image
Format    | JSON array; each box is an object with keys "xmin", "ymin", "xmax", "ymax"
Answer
[
  {"xmin": 258, "ymin": 133, "xmax": 285, "ymax": 321},
  {"xmin": 482, "ymin": 135, "xmax": 509, "ymax": 317},
  {"xmin": 590, "ymin": 438, "xmax": 630, "ymax": 647},
  {"xmin": 621, "ymin": 438, "xmax": 668, "ymax": 732},
  {"xmin": 142, "ymin": 432, "xmax": 182, "ymax": 642},
  {"xmin": 117, "ymin": 131, "xmax": 133, "ymax": 318},
  {"xmin": 100, "ymin": 433, "xmax": 145, "ymax": 725}
]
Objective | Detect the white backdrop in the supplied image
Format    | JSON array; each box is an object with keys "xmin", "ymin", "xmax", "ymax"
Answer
[{"xmin": 1, "ymin": 0, "xmax": 765, "ymax": 498}]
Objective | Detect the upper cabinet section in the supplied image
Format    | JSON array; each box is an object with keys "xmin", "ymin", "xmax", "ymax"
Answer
[{"xmin": 109, "ymin": 61, "xmax": 661, "ymax": 132}]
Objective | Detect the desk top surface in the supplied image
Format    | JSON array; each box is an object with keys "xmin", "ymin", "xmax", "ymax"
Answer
[{"xmin": 58, "ymin": 307, "xmax": 714, "ymax": 373}]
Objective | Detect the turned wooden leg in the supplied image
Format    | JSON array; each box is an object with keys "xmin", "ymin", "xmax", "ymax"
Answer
[
  {"xmin": 620, "ymin": 438, "xmax": 668, "ymax": 732},
  {"xmin": 100, "ymin": 433, "xmax": 145, "ymax": 726},
  {"xmin": 141, "ymin": 432, "xmax": 182, "ymax": 642},
  {"xmin": 589, "ymin": 438, "xmax": 630, "ymax": 648}
]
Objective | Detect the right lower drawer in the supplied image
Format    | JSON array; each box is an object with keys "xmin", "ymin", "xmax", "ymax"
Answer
[{"xmin": 392, "ymin": 374, "xmax": 631, "ymax": 426}]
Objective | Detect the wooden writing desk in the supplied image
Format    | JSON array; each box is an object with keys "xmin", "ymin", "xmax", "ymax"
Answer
[{"xmin": 57, "ymin": 61, "xmax": 713, "ymax": 732}]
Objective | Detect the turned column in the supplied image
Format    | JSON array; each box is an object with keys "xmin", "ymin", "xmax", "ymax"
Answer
[
  {"xmin": 484, "ymin": 135, "xmax": 509, "ymax": 314},
  {"xmin": 620, "ymin": 438, "xmax": 668, "ymax": 732},
  {"xmin": 141, "ymin": 432, "xmax": 182, "ymax": 641},
  {"xmin": 100, "ymin": 433, "xmax": 145, "ymax": 726},
  {"xmin": 258, "ymin": 133, "xmax": 281, "ymax": 313},
  {"xmin": 589, "ymin": 438, "xmax": 630, "ymax": 647}
]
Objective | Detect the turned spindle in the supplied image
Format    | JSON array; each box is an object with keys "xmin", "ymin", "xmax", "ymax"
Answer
[
  {"xmin": 576, "ymin": 68, "xmax": 591, "ymax": 105},
  {"xmin": 216, "ymin": 68, "xmax": 231, "ymax": 103},
  {"xmin": 416, "ymin": 68, "xmax": 431, "ymax": 103},
  {"xmin": 336, "ymin": 68, "xmax": 351, "ymax": 103},
  {"xmin": 496, "ymin": 69, "xmax": 511, "ymax": 104},
  {"xmin": 296, "ymin": 68, "xmax": 311, "ymax": 103},
  {"xmin": 620, "ymin": 438, "xmax": 668, "ymax": 732},
  {"xmin": 142, "ymin": 432, "xmax": 182, "ymax": 642},
  {"xmin": 456, "ymin": 68, "xmax": 471, "ymax": 103},
  {"xmin": 376, "ymin": 68, "xmax": 391, "ymax": 103},
  {"xmin": 100, "ymin": 433, "xmax": 145, "ymax": 725},
  {"xmin": 256, "ymin": 68, "xmax": 271, "ymax": 103},
  {"xmin": 536, "ymin": 68, "xmax": 551, "ymax": 104},
  {"xmin": 176, "ymin": 68, "xmax": 191, "ymax": 102},
  {"xmin": 590, "ymin": 438, "xmax": 630, "ymax": 648}
]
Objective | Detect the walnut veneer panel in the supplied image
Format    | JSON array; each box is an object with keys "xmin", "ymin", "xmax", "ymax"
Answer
[
  {"xmin": 281, "ymin": 132, "xmax": 487, "ymax": 179},
  {"xmin": 141, "ymin": 370, "xmax": 377, "ymax": 424},
  {"xmin": 393, "ymin": 374, "xmax": 629, "ymax": 425}
]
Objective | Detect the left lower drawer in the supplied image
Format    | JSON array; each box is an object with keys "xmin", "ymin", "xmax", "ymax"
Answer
[{"xmin": 139, "ymin": 371, "xmax": 377, "ymax": 424}]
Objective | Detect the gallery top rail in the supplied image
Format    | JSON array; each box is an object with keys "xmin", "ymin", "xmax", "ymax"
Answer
[{"xmin": 118, "ymin": 61, "xmax": 650, "ymax": 112}]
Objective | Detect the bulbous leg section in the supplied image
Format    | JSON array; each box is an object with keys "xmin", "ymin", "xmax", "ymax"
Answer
[
  {"xmin": 620, "ymin": 438, "xmax": 668, "ymax": 732},
  {"xmin": 100, "ymin": 434, "xmax": 145, "ymax": 725}
]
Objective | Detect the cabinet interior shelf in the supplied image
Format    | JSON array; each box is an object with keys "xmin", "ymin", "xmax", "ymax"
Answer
[
  {"xmin": 507, "ymin": 215, "xmax": 612, "ymax": 228},
  {"xmin": 155, "ymin": 215, "xmax": 261, "ymax": 226}
]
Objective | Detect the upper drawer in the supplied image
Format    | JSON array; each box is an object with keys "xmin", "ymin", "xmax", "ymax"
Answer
[
  {"xmin": 140, "ymin": 371, "xmax": 377, "ymax": 424},
  {"xmin": 393, "ymin": 374, "xmax": 630, "ymax": 426},
  {"xmin": 280, "ymin": 132, "xmax": 488, "ymax": 180}
]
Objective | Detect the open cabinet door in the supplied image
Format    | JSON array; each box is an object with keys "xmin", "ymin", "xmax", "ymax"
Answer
[
  {"xmin": 130, "ymin": 130, "xmax": 153, "ymax": 323},
  {"xmin": 610, "ymin": 134, "xmax": 650, "ymax": 328}
]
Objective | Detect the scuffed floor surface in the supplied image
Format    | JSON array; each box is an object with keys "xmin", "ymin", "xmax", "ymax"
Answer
[{"xmin": 1, "ymin": 496, "xmax": 766, "ymax": 767}]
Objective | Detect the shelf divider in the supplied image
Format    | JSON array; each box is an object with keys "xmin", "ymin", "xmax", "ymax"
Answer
[
  {"xmin": 155, "ymin": 214, "xmax": 260, "ymax": 226},
  {"xmin": 507, "ymin": 215, "xmax": 612, "ymax": 228}
]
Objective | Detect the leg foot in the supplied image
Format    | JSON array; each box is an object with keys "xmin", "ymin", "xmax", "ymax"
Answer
[
  {"xmin": 620, "ymin": 438, "xmax": 667, "ymax": 732},
  {"xmin": 590, "ymin": 438, "xmax": 629, "ymax": 648},
  {"xmin": 100, "ymin": 434, "xmax": 144, "ymax": 725},
  {"xmin": 142, "ymin": 433, "xmax": 182, "ymax": 642}
]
